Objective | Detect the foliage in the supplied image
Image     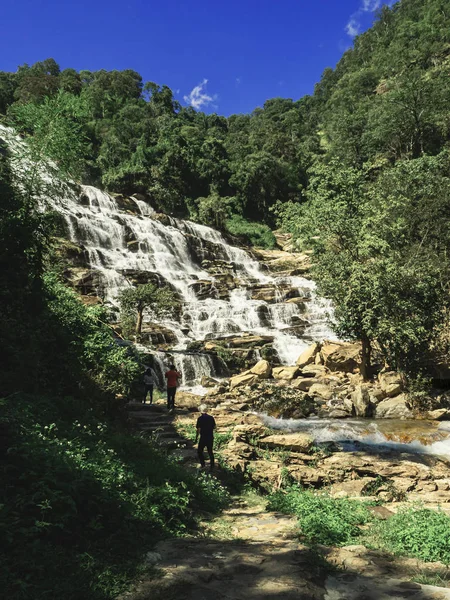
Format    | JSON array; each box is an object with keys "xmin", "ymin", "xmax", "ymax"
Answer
[
  {"xmin": 118, "ymin": 283, "xmax": 178, "ymax": 337},
  {"xmin": 225, "ymin": 215, "xmax": 276, "ymax": 249},
  {"xmin": 267, "ymin": 486, "xmax": 372, "ymax": 546},
  {"xmin": 0, "ymin": 393, "xmax": 229, "ymax": 599},
  {"xmin": 279, "ymin": 155, "xmax": 450, "ymax": 375}
]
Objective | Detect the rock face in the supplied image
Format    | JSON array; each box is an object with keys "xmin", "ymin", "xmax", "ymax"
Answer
[{"xmin": 375, "ymin": 394, "xmax": 412, "ymax": 419}]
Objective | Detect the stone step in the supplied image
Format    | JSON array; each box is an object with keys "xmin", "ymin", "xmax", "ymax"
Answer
[
  {"xmin": 137, "ymin": 423, "xmax": 173, "ymax": 431},
  {"xmin": 159, "ymin": 437, "xmax": 189, "ymax": 450}
]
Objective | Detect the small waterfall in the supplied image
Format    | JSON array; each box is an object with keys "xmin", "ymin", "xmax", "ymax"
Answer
[{"xmin": 1, "ymin": 124, "xmax": 335, "ymax": 390}]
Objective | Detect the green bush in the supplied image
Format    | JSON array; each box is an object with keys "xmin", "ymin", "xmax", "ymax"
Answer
[
  {"xmin": 268, "ymin": 486, "xmax": 372, "ymax": 546},
  {"xmin": 225, "ymin": 215, "xmax": 276, "ymax": 249},
  {"xmin": 370, "ymin": 506, "xmax": 450, "ymax": 565}
]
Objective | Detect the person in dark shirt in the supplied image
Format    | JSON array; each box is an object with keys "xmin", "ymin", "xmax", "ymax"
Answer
[{"xmin": 195, "ymin": 404, "xmax": 216, "ymax": 471}]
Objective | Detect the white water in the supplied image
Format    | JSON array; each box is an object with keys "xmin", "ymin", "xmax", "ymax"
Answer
[
  {"xmin": 260, "ymin": 415, "xmax": 450, "ymax": 460},
  {"xmin": 1, "ymin": 124, "xmax": 335, "ymax": 388}
]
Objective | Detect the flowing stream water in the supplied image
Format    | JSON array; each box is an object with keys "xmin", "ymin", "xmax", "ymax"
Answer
[{"xmin": 260, "ymin": 415, "xmax": 450, "ymax": 459}]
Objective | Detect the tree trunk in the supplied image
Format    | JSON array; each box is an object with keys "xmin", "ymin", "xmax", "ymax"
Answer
[
  {"xmin": 136, "ymin": 310, "xmax": 143, "ymax": 337},
  {"xmin": 361, "ymin": 334, "xmax": 372, "ymax": 381}
]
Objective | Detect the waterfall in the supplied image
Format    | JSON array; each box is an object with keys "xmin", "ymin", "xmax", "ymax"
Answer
[{"xmin": 1, "ymin": 124, "xmax": 335, "ymax": 390}]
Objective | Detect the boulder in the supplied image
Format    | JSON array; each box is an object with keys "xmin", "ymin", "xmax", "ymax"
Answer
[
  {"xmin": 296, "ymin": 342, "xmax": 321, "ymax": 368},
  {"xmin": 272, "ymin": 366, "xmax": 300, "ymax": 381},
  {"xmin": 309, "ymin": 383, "xmax": 334, "ymax": 401},
  {"xmin": 301, "ymin": 365, "xmax": 327, "ymax": 378},
  {"xmin": 229, "ymin": 372, "xmax": 259, "ymax": 390},
  {"xmin": 250, "ymin": 359, "xmax": 272, "ymax": 379},
  {"xmin": 379, "ymin": 371, "xmax": 404, "ymax": 397},
  {"xmin": 291, "ymin": 378, "xmax": 317, "ymax": 391},
  {"xmin": 258, "ymin": 433, "xmax": 313, "ymax": 453},
  {"xmin": 321, "ymin": 340, "xmax": 361, "ymax": 373},
  {"xmin": 352, "ymin": 385, "xmax": 372, "ymax": 417},
  {"xmin": 375, "ymin": 394, "xmax": 412, "ymax": 419},
  {"xmin": 330, "ymin": 477, "xmax": 378, "ymax": 498}
]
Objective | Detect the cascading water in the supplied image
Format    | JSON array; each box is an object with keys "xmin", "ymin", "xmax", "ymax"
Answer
[
  {"xmin": 260, "ymin": 415, "xmax": 450, "ymax": 460},
  {"xmin": 1, "ymin": 124, "xmax": 335, "ymax": 391}
]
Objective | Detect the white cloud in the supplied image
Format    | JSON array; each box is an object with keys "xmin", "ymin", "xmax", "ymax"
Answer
[
  {"xmin": 346, "ymin": 0, "xmax": 386, "ymax": 38},
  {"xmin": 183, "ymin": 79, "xmax": 217, "ymax": 110},
  {"xmin": 362, "ymin": 0, "xmax": 381, "ymax": 11},
  {"xmin": 235, "ymin": 77, "xmax": 241, "ymax": 85},
  {"xmin": 345, "ymin": 18, "xmax": 361, "ymax": 37}
]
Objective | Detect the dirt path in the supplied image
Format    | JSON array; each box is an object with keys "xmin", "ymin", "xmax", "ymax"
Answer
[{"xmin": 123, "ymin": 402, "xmax": 450, "ymax": 600}]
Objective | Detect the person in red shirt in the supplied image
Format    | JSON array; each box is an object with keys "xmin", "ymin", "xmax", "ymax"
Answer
[{"xmin": 165, "ymin": 364, "xmax": 181, "ymax": 411}]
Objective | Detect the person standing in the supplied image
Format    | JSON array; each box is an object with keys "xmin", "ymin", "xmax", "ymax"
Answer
[
  {"xmin": 165, "ymin": 364, "xmax": 181, "ymax": 412},
  {"xmin": 195, "ymin": 404, "xmax": 216, "ymax": 471},
  {"xmin": 143, "ymin": 366, "xmax": 157, "ymax": 404}
]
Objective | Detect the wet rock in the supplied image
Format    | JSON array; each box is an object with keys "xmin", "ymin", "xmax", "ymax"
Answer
[
  {"xmin": 428, "ymin": 408, "xmax": 450, "ymax": 420},
  {"xmin": 188, "ymin": 280, "xmax": 219, "ymax": 300},
  {"xmin": 140, "ymin": 323, "xmax": 178, "ymax": 346},
  {"xmin": 201, "ymin": 375, "xmax": 220, "ymax": 388},
  {"xmin": 228, "ymin": 335, "xmax": 274, "ymax": 348}
]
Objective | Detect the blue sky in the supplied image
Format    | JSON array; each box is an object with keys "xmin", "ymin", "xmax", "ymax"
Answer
[{"xmin": 2, "ymin": 0, "xmax": 395, "ymax": 116}]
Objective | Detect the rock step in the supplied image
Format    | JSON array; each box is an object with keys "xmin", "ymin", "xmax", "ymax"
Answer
[{"xmin": 136, "ymin": 423, "xmax": 174, "ymax": 431}]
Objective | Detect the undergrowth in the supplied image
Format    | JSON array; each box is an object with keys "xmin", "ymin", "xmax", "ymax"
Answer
[
  {"xmin": 267, "ymin": 485, "xmax": 450, "ymax": 567},
  {"xmin": 0, "ymin": 394, "xmax": 230, "ymax": 600}
]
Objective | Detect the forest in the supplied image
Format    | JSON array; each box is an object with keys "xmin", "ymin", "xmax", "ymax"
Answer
[{"xmin": 2, "ymin": 0, "xmax": 450, "ymax": 597}]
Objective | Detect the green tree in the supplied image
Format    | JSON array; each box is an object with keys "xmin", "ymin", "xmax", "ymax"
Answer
[{"xmin": 118, "ymin": 283, "xmax": 178, "ymax": 338}]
